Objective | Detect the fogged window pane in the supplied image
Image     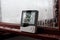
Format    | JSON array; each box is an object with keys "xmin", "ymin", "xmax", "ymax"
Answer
[
  {"xmin": 37, "ymin": 0, "xmax": 58, "ymax": 28},
  {"xmin": 1, "ymin": 0, "xmax": 58, "ymax": 28},
  {"xmin": 0, "ymin": 0, "xmax": 2, "ymax": 22}
]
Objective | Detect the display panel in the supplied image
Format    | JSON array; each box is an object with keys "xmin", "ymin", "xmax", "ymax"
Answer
[{"xmin": 21, "ymin": 10, "xmax": 38, "ymax": 27}]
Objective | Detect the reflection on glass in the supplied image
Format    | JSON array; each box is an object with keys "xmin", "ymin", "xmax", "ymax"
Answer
[{"xmin": 37, "ymin": 19, "xmax": 57, "ymax": 27}]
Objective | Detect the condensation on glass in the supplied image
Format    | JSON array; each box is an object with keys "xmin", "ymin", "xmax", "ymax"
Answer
[
  {"xmin": 1, "ymin": 0, "xmax": 58, "ymax": 28},
  {"xmin": 37, "ymin": 0, "xmax": 58, "ymax": 28},
  {"xmin": 0, "ymin": 0, "xmax": 2, "ymax": 21}
]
